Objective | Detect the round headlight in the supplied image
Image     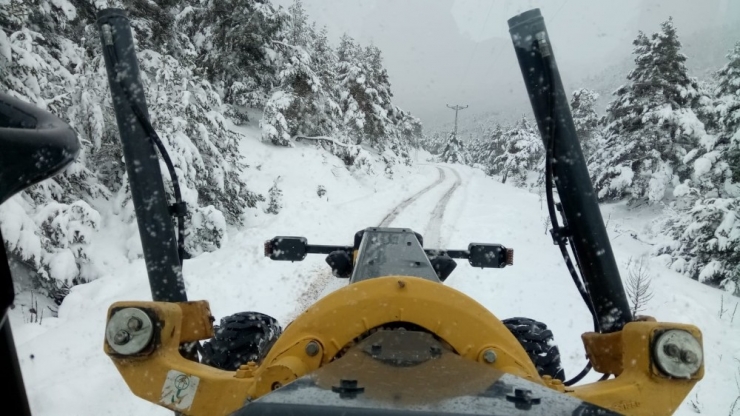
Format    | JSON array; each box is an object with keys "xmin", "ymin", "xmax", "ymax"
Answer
[
  {"xmin": 105, "ymin": 307, "xmax": 154, "ymax": 355},
  {"xmin": 653, "ymin": 329, "xmax": 702, "ymax": 378}
]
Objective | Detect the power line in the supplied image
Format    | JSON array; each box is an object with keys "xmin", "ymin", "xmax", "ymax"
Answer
[{"xmin": 457, "ymin": 1, "xmax": 496, "ymax": 93}]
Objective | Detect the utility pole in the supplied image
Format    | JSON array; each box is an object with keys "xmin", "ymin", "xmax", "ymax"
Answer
[{"xmin": 446, "ymin": 104, "xmax": 468, "ymax": 138}]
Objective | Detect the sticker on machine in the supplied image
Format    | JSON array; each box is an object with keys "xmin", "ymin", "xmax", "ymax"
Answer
[{"xmin": 160, "ymin": 370, "xmax": 200, "ymax": 410}]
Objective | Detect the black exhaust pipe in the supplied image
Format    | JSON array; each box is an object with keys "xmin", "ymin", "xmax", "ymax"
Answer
[
  {"xmin": 97, "ymin": 9, "xmax": 187, "ymax": 303},
  {"xmin": 508, "ymin": 9, "xmax": 632, "ymax": 332}
]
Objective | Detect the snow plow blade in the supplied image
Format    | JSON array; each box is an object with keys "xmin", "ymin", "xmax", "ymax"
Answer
[{"xmin": 234, "ymin": 329, "xmax": 618, "ymax": 416}]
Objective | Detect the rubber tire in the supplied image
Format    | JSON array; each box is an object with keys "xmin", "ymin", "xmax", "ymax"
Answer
[
  {"xmin": 502, "ymin": 317, "xmax": 565, "ymax": 381},
  {"xmin": 201, "ymin": 312, "xmax": 282, "ymax": 371}
]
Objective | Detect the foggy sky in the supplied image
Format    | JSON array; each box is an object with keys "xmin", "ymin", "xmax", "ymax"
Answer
[{"xmin": 273, "ymin": 0, "xmax": 740, "ymax": 131}]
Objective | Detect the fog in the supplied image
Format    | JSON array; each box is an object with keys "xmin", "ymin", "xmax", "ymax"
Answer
[{"xmin": 273, "ymin": 0, "xmax": 740, "ymax": 131}]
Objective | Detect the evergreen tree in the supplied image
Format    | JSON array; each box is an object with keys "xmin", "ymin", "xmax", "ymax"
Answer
[
  {"xmin": 0, "ymin": 0, "xmax": 262, "ymax": 303},
  {"xmin": 467, "ymin": 135, "xmax": 487, "ymax": 166},
  {"xmin": 335, "ymin": 34, "xmax": 371, "ymax": 144},
  {"xmin": 419, "ymin": 131, "xmax": 446, "ymax": 155},
  {"xmin": 716, "ymin": 42, "xmax": 740, "ymax": 185},
  {"xmin": 440, "ymin": 132, "xmax": 467, "ymax": 164},
  {"xmin": 658, "ymin": 42, "xmax": 740, "ymax": 295},
  {"xmin": 570, "ymin": 88, "xmax": 600, "ymax": 161},
  {"xmin": 479, "ymin": 124, "xmax": 506, "ymax": 175},
  {"xmin": 261, "ymin": 1, "xmax": 339, "ymax": 146},
  {"xmin": 0, "ymin": 0, "xmax": 109, "ymax": 300},
  {"xmin": 491, "ymin": 118, "xmax": 543, "ymax": 186},
  {"xmin": 198, "ymin": 0, "xmax": 286, "ymax": 119},
  {"xmin": 589, "ymin": 19, "xmax": 709, "ymax": 203}
]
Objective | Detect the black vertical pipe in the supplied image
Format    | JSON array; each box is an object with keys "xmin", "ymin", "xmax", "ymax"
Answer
[
  {"xmin": 97, "ymin": 9, "xmax": 187, "ymax": 302},
  {"xmin": 508, "ymin": 9, "xmax": 632, "ymax": 331},
  {"xmin": 1, "ymin": 230, "xmax": 32, "ymax": 416}
]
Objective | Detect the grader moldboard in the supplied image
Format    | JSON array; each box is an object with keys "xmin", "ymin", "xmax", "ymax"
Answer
[{"xmin": 0, "ymin": 8, "xmax": 704, "ymax": 416}]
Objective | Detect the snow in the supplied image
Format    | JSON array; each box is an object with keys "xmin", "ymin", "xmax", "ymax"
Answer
[
  {"xmin": 47, "ymin": 249, "xmax": 78, "ymax": 282},
  {"xmin": 0, "ymin": 196, "xmax": 42, "ymax": 264},
  {"xmin": 8, "ymin": 122, "xmax": 740, "ymax": 415},
  {"xmin": 50, "ymin": 0, "xmax": 77, "ymax": 20},
  {"xmin": 0, "ymin": 29, "xmax": 11, "ymax": 64}
]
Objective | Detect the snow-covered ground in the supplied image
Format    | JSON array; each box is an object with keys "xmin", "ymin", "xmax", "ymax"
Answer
[{"xmin": 9, "ymin": 127, "xmax": 740, "ymax": 415}]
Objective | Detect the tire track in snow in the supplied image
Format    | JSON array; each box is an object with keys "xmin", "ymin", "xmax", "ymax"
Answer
[
  {"xmin": 378, "ymin": 167, "xmax": 445, "ymax": 227},
  {"xmin": 423, "ymin": 166, "xmax": 462, "ymax": 248},
  {"xmin": 286, "ymin": 165, "xmax": 453, "ymax": 322}
]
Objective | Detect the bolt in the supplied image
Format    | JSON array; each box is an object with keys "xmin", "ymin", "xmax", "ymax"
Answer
[
  {"xmin": 506, "ymin": 387, "xmax": 541, "ymax": 409},
  {"xmin": 430, "ymin": 345, "xmax": 442, "ymax": 357},
  {"xmin": 681, "ymin": 349, "xmax": 698, "ymax": 364},
  {"xmin": 305, "ymin": 341, "xmax": 320, "ymax": 357},
  {"xmin": 663, "ymin": 343, "xmax": 680, "ymax": 358},
  {"xmin": 127, "ymin": 317, "xmax": 142, "ymax": 331},
  {"xmin": 483, "ymin": 349, "xmax": 497, "ymax": 363},
  {"xmin": 113, "ymin": 329, "xmax": 131, "ymax": 345}
]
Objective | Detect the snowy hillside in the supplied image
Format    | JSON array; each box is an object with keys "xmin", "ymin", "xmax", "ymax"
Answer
[{"xmin": 9, "ymin": 121, "xmax": 740, "ymax": 415}]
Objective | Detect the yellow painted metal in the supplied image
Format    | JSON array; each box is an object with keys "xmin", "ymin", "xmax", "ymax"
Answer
[
  {"xmin": 259, "ymin": 276, "xmax": 542, "ymax": 381},
  {"xmin": 572, "ymin": 321, "xmax": 703, "ymax": 415},
  {"xmin": 104, "ymin": 279, "xmax": 703, "ymax": 416},
  {"xmin": 104, "ymin": 301, "xmax": 254, "ymax": 415}
]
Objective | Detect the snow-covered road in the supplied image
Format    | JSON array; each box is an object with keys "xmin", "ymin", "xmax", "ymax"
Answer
[{"xmin": 9, "ymin": 143, "xmax": 740, "ymax": 416}]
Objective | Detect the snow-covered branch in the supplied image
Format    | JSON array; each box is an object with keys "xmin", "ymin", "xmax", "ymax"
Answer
[{"xmin": 293, "ymin": 135, "xmax": 351, "ymax": 148}]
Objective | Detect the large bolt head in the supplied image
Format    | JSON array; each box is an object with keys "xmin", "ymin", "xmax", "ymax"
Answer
[
  {"xmin": 105, "ymin": 308, "xmax": 154, "ymax": 356},
  {"xmin": 653, "ymin": 329, "xmax": 702, "ymax": 378},
  {"xmin": 113, "ymin": 329, "xmax": 131, "ymax": 345},
  {"xmin": 681, "ymin": 350, "xmax": 698, "ymax": 364},
  {"xmin": 305, "ymin": 341, "xmax": 320, "ymax": 357},
  {"xmin": 663, "ymin": 343, "xmax": 680, "ymax": 357},
  {"xmin": 483, "ymin": 349, "xmax": 497, "ymax": 363},
  {"xmin": 127, "ymin": 317, "xmax": 142, "ymax": 331}
]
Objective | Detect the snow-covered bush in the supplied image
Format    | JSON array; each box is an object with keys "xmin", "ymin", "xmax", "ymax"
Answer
[
  {"xmin": 265, "ymin": 178, "xmax": 283, "ymax": 215},
  {"xmin": 185, "ymin": 206, "xmax": 227, "ymax": 257},
  {"xmin": 658, "ymin": 198, "xmax": 739, "ymax": 295}
]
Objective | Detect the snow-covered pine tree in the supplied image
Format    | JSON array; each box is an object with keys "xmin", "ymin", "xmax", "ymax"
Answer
[
  {"xmin": 467, "ymin": 135, "xmax": 486, "ymax": 166},
  {"xmin": 0, "ymin": 0, "xmax": 113, "ymax": 301},
  {"xmin": 715, "ymin": 42, "xmax": 740, "ymax": 188},
  {"xmin": 491, "ymin": 117, "xmax": 543, "ymax": 186},
  {"xmin": 333, "ymin": 34, "xmax": 365, "ymax": 143},
  {"xmin": 418, "ymin": 131, "xmax": 445, "ymax": 155},
  {"xmin": 1, "ymin": 0, "xmax": 263, "ymax": 303},
  {"xmin": 260, "ymin": 1, "xmax": 339, "ymax": 146},
  {"xmin": 362, "ymin": 44, "xmax": 394, "ymax": 148},
  {"xmin": 479, "ymin": 124, "xmax": 506, "ymax": 176},
  {"xmin": 198, "ymin": 0, "xmax": 286, "ymax": 122},
  {"xmin": 265, "ymin": 177, "xmax": 283, "ymax": 214},
  {"xmin": 439, "ymin": 132, "xmax": 467, "ymax": 165},
  {"xmin": 570, "ymin": 88, "xmax": 600, "ymax": 161},
  {"xmin": 658, "ymin": 42, "xmax": 740, "ymax": 295},
  {"xmin": 589, "ymin": 19, "xmax": 709, "ymax": 203}
]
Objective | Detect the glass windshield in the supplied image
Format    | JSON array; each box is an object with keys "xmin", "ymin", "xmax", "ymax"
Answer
[{"xmin": 1, "ymin": 1, "xmax": 738, "ymax": 415}]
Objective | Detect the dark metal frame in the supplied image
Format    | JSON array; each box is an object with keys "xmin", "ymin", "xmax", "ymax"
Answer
[{"xmin": 508, "ymin": 9, "xmax": 632, "ymax": 332}]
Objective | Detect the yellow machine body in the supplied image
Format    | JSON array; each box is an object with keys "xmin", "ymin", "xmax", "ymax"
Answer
[{"xmin": 104, "ymin": 275, "xmax": 702, "ymax": 416}]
